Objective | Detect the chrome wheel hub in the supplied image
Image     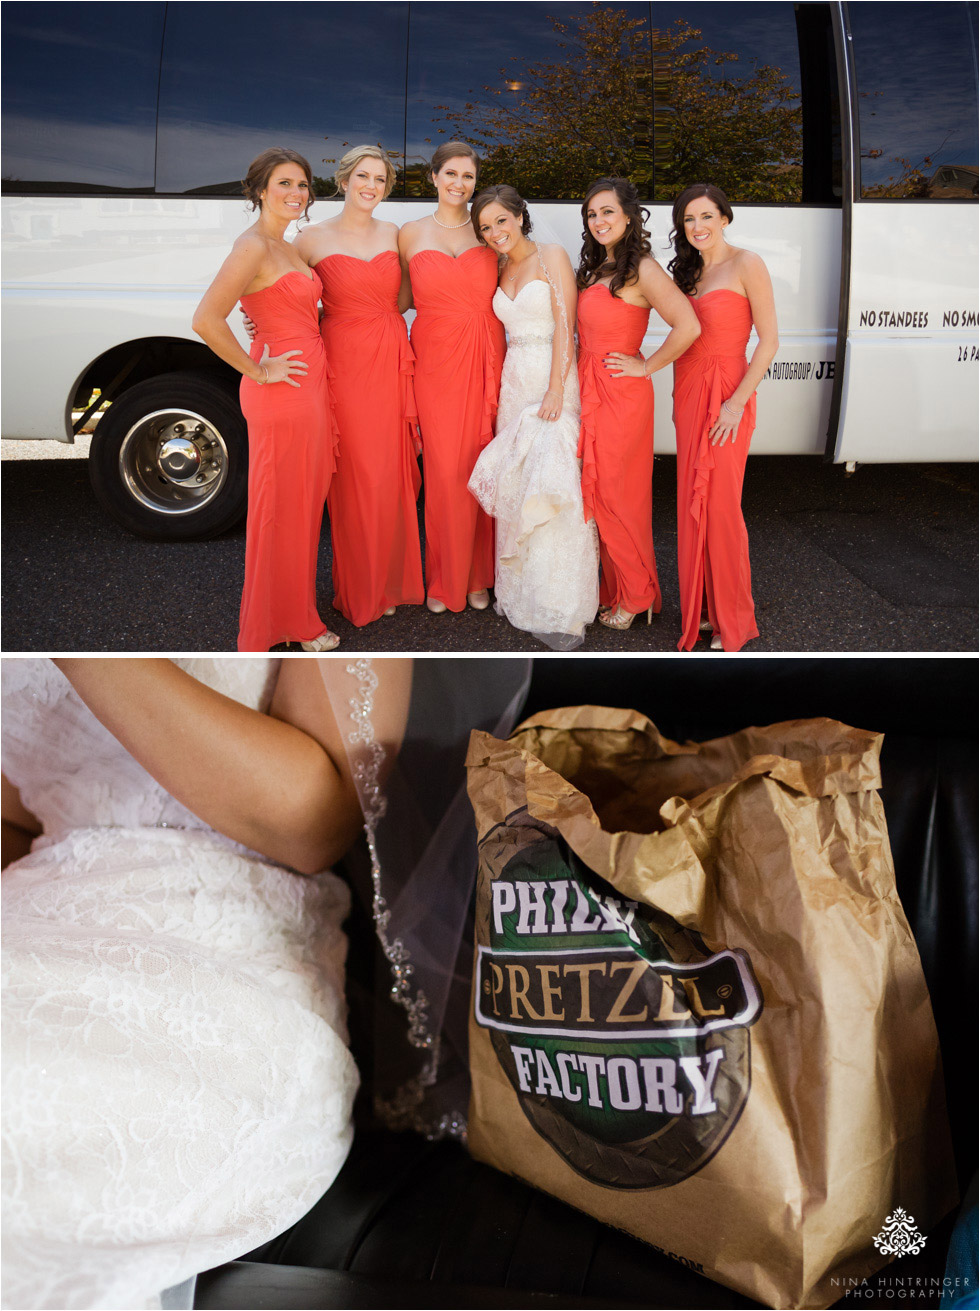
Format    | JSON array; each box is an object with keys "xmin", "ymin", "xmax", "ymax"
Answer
[{"xmin": 119, "ymin": 409, "xmax": 229, "ymax": 515}]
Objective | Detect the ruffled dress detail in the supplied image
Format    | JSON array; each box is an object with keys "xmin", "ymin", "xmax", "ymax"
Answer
[
  {"xmin": 673, "ymin": 289, "xmax": 758, "ymax": 652},
  {"xmin": 468, "ymin": 280, "xmax": 599, "ymax": 649},
  {"xmin": 577, "ymin": 284, "xmax": 661, "ymax": 615},
  {"xmin": 410, "ymin": 247, "xmax": 505, "ymax": 610},
  {"xmin": 316, "ymin": 251, "xmax": 424, "ymax": 626},
  {"xmin": 238, "ymin": 271, "xmax": 337, "ymax": 652}
]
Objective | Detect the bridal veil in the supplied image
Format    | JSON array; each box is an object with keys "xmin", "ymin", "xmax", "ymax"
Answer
[{"xmin": 319, "ymin": 657, "xmax": 532, "ymax": 1138}]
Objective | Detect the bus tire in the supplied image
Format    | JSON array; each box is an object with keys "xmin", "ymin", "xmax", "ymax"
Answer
[{"xmin": 87, "ymin": 371, "xmax": 248, "ymax": 540}]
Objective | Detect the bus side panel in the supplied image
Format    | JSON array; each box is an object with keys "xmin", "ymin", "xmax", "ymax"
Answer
[
  {"xmin": 0, "ymin": 291, "xmax": 71, "ymax": 439},
  {"xmin": 0, "ymin": 289, "xmax": 249, "ymax": 440},
  {"xmin": 0, "ymin": 197, "xmax": 277, "ymax": 439},
  {"xmin": 833, "ymin": 205, "xmax": 979, "ymax": 463}
]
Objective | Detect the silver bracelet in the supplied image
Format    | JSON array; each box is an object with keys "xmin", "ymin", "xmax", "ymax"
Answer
[{"xmin": 721, "ymin": 399, "xmax": 743, "ymax": 418}]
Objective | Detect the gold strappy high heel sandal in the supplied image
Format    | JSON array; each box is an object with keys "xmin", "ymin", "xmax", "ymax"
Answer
[
  {"xmin": 286, "ymin": 632, "xmax": 340, "ymax": 653},
  {"xmin": 599, "ymin": 605, "xmax": 654, "ymax": 631}
]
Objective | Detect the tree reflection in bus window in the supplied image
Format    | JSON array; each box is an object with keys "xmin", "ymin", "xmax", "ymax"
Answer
[
  {"xmin": 406, "ymin": 2, "xmax": 832, "ymax": 204},
  {"xmin": 406, "ymin": 2, "xmax": 655, "ymax": 199},
  {"xmin": 851, "ymin": 1, "xmax": 978, "ymax": 199},
  {"xmin": 154, "ymin": 3, "xmax": 409, "ymax": 196},
  {"xmin": 652, "ymin": 3, "xmax": 805, "ymax": 203},
  {"xmin": 1, "ymin": 1, "xmax": 164, "ymax": 194}
]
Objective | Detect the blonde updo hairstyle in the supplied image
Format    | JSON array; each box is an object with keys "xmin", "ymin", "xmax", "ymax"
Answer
[
  {"xmin": 334, "ymin": 144, "xmax": 397, "ymax": 199},
  {"xmin": 243, "ymin": 147, "xmax": 315, "ymax": 218}
]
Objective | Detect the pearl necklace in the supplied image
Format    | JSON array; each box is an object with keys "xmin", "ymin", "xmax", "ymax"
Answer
[{"xmin": 432, "ymin": 210, "xmax": 470, "ymax": 229}]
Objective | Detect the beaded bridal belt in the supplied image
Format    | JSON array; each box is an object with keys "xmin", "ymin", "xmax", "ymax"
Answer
[{"xmin": 506, "ymin": 334, "xmax": 553, "ymax": 347}]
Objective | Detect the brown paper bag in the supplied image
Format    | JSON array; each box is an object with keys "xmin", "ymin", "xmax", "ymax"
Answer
[{"xmin": 465, "ymin": 707, "xmax": 956, "ymax": 1311}]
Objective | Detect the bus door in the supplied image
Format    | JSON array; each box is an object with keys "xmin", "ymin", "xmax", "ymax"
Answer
[{"xmin": 828, "ymin": 1, "xmax": 979, "ymax": 465}]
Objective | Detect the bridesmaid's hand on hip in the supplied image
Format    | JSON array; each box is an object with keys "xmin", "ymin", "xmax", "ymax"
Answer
[
  {"xmin": 604, "ymin": 352, "xmax": 647, "ymax": 379},
  {"xmin": 259, "ymin": 344, "xmax": 308, "ymax": 388}
]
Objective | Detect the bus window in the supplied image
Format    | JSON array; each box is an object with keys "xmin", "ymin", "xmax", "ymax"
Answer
[
  {"xmin": 651, "ymin": 2, "xmax": 819, "ymax": 204},
  {"xmin": 154, "ymin": 3, "xmax": 409, "ymax": 196},
  {"xmin": 1, "ymin": 1, "xmax": 164, "ymax": 194},
  {"xmin": 404, "ymin": 2, "xmax": 654, "ymax": 198},
  {"xmin": 851, "ymin": 1, "xmax": 979, "ymax": 199}
]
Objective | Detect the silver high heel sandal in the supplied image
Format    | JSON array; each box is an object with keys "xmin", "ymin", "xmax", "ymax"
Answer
[
  {"xmin": 466, "ymin": 590, "xmax": 490, "ymax": 611},
  {"xmin": 426, "ymin": 597, "xmax": 447, "ymax": 614}
]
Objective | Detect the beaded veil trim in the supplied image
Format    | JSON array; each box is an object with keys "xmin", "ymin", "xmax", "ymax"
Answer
[{"xmin": 344, "ymin": 659, "xmax": 464, "ymax": 1140}]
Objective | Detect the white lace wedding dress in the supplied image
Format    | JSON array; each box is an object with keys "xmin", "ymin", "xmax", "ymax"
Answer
[
  {"xmin": 468, "ymin": 280, "xmax": 599, "ymax": 649},
  {"xmin": 1, "ymin": 659, "xmax": 359, "ymax": 1311}
]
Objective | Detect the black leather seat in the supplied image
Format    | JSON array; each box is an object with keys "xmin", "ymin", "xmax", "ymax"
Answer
[{"xmin": 197, "ymin": 658, "xmax": 976, "ymax": 1310}]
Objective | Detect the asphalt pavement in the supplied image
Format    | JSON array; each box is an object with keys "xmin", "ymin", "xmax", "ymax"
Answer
[{"xmin": 1, "ymin": 455, "xmax": 976, "ymax": 653}]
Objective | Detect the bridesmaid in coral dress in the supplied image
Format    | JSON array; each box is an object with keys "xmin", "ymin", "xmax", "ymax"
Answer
[
  {"xmin": 294, "ymin": 145, "xmax": 424, "ymax": 628},
  {"xmin": 399, "ymin": 142, "xmax": 504, "ymax": 615},
  {"xmin": 576, "ymin": 177, "xmax": 700, "ymax": 632},
  {"xmin": 669, "ymin": 184, "xmax": 779, "ymax": 652},
  {"xmin": 193, "ymin": 148, "xmax": 339, "ymax": 653}
]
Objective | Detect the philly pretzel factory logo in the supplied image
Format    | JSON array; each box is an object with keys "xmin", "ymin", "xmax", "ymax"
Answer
[{"xmin": 474, "ymin": 813, "xmax": 763, "ymax": 1189}]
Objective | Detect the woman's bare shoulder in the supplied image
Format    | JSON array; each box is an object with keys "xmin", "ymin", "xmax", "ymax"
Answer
[
  {"xmin": 299, "ymin": 216, "xmax": 338, "ymax": 236},
  {"xmin": 294, "ymin": 217, "xmax": 338, "ymax": 257},
  {"xmin": 638, "ymin": 251, "xmax": 669, "ymax": 277},
  {"xmin": 231, "ymin": 228, "xmax": 267, "ymax": 257},
  {"xmin": 538, "ymin": 241, "xmax": 573, "ymax": 271},
  {"xmin": 730, "ymin": 245, "xmax": 767, "ymax": 274}
]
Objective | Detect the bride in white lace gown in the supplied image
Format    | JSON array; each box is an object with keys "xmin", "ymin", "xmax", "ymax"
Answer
[
  {"xmin": 0, "ymin": 658, "xmax": 412, "ymax": 1311},
  {"xmin": 468, "ymin": 187, "xmax": 599, "ymax": 649}
]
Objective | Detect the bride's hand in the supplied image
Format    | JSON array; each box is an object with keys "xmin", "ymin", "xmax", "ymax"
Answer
[{"xmin": 538, "ymin": 388, "xmax": 563, "ymax": 422}]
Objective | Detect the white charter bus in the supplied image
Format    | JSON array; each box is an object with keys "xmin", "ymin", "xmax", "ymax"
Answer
[{"xmin": 2, "ymin": 0, "xmax": 977, "ymax": 538}]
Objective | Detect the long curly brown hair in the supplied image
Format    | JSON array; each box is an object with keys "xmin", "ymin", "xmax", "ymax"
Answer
[
  {"xmin": 667, "ymin": 183, "xmax": 734, "ymax": 296},
  {"xmin": 576, "ymin": 178, "xmax": 652, "ymax": 296}
]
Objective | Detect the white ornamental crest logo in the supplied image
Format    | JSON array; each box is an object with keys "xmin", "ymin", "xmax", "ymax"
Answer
[{"xmin": 873, "ymin": 1208, "xmax": 927, "ymax": 1257}]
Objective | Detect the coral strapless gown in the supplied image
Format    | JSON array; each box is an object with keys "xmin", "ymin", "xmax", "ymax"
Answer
[
  {"xmin": 577, "ymin": 284, "xmax": 661, "ymax": 616},
  {"xmin": 316, "ymin": 251, "xmax": 424, "ymax": 626},
  {"xmin": 673, "ymin": 289, "xmax": 759, "ymax": 652},
  {"xmin": 238, "ymin": 271, "xmax": 337, "ymax": 652},
  {"xmin": 410, "ymin": 246, "xmax": 505, "ymax": 610}
]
